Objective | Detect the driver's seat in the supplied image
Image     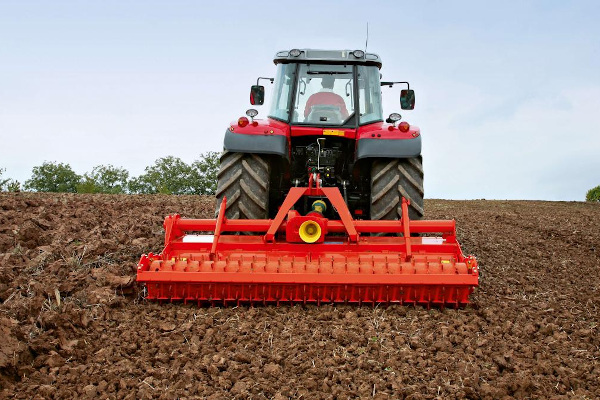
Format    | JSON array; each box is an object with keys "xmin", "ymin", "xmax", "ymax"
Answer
[{"xmin": 306, "ymin": 105, "xmax": 344, "ymax": 124}]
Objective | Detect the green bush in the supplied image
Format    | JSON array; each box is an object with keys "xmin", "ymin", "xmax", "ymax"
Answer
[
  {"xmin": 76, "ymin": 176, "xmax": 99, "ymax": 194},
  {"xmin": 586, "ymin": 185, "xmax": 600, "ymax": 202},
  {"xmin": 77, "ymin": 165, "xmax": 129, "ymax": 194},
  {"xmin": 128, "ymin": 156, "xmax": 194, "ymax": 195},
  {"xmin": 24, "ymin": 162, "xmax": 81, "ymax": 193},
  {"xmin": 6, "ymin": 180, "xmax": 21, "ymax": 192},
  {"xmin": 16, "ymin": 153, "xmax": 219, "ymax": 195},
  {"xmin": 0, "ymin": 168, "xmax": 21, "ymax": 192},
  {"xmin": 127, "ymin": 153, "xmax": 220, "ymax": 195},
  {"xmin": 190, "ymin": 151, "xmax": 220, "ymax": 195}
]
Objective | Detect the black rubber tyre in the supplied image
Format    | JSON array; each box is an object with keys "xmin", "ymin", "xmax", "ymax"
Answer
[
  {"xmin": 370, "ymin": 156, "xmax": 424, "ymax": 221},
  {"xmin": 215, "ymin": 152, "xmax": 270, "ymax": 219}
]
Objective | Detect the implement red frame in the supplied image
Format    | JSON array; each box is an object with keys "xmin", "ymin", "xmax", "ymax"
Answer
[{"xmin": 137, "ymin": 180, "xmax": 479, "ymax": 307}]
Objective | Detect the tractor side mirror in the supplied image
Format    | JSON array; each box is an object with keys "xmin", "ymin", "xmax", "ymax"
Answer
[
  {"xmin": 400, "ymin": 89, "xmax": 415, "ymax": 110},
  {"xmin": 250, "ymin": 85, "xmax": 265, "ymax": 106}
]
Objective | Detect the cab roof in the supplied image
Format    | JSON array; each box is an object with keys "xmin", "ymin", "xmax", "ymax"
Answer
[{"xmin": 273, "ymin": 49, "xmax": 382, "ymax": 69}]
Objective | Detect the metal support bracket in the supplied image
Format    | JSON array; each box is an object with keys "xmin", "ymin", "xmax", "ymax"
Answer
[{"xmin": 210, "ymin": 197, "xmax": 227, "ymax": 260}]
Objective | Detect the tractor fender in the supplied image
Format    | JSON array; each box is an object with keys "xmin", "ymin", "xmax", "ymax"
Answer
[
  {"xmin": 355, "ymin": 135, "xmax": 421, "ymax": 160},
  {"xmin": 223, "ymin": 128, "xmax": 289, "ymax": 159}
]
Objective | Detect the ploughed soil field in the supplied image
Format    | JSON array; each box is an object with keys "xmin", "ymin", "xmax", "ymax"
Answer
[{"xmin": 0, "ymin": 192, "xmax": 598, "ymax": 399}]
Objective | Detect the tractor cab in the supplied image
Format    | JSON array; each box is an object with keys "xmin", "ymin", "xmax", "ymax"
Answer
[
  {"xmin": 251, "ymin": 49, "xmax": 415, "ymax": 130},
  {"xmin": 222, "ymin": 48, "xmax": 423, "ymax": 223}
]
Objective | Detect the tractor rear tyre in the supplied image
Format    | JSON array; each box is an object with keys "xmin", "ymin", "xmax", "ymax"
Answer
[
  {"xmin": 370, "ymin": 156, "xmax": 424, "ymax": 221},
  {"xmin": 215, "ymin": 151, "xmax": 270, "ymax": 219}
]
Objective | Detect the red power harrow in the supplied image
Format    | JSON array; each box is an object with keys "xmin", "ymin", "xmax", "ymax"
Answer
[{"xmin": 137, "ymin": 177, "xmax": 479, "ymax": 307}]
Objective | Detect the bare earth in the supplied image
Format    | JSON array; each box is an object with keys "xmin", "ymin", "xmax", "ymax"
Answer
[{"xmin": 0, "ymin": 193, "xmax": 598, "ymax": 399}]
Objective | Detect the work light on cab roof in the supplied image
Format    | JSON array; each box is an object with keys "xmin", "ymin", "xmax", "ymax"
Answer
[{"xmin": 136, "ymin": 48, "xmax": 479, "ymax": 307}]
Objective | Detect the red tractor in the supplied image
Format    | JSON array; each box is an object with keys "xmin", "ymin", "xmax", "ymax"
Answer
[
  {"xmin": 136, "ymin": 49, "xmax": 478, "ymax": 307},
  {"xmin": 216, "ymin": 49, "xmax": 423, "ymax": 223}
]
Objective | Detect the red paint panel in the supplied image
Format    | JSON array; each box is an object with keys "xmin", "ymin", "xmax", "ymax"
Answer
[
  {"xmin": 357, "ymin": 121, "xmax": 420, "ymax": 140},
  {"xmin": 228, "ymin": 117, "xmax": 290, "ymax": 137}
]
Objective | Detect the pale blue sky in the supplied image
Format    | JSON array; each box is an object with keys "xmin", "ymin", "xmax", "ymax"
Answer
[{"xmin": 1, "ymin": 1, "xmax": 599, "ymax": 200}]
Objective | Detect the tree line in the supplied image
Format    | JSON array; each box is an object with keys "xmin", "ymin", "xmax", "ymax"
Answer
[
  {"xmin": 1, "ymin": 154, "xmax": 599, "ymax": 201},
  {"xmin": 0, "ymin": 152, "xmax": 220, "ymax": 195}
]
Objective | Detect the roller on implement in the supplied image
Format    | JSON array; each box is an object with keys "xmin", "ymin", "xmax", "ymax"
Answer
[{"xmin": 136, "ymin": 48, "xmax": 479, "ymax": 307}]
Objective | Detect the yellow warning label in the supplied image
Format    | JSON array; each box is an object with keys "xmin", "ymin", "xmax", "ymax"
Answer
[
  {"xmin": 441, "ymin": 260, "xmax": 450, "ymax": 264},
  {"xmin": 323, "ymin": 130, "xmax": 345, "ymax": 137}
]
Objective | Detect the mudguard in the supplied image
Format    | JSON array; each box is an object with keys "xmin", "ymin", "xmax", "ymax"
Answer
[
  {"xmin": 356, "ymin": 135, "xmax": 421, "ymax": 160},
  {"xmin": 223, "ymin": 129, "xmax": 288, "ymax": 158}
]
